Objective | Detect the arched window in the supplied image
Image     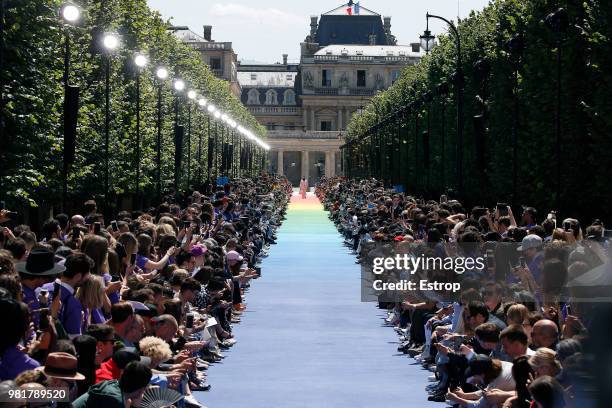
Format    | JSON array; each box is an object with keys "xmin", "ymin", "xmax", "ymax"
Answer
[
  {"xmin": 247, "ymin": 89, "xmax": 260, "ymax": 105},
  {"xmin": 283, "ymin": 89, "xmax": 296, "ymax": 105},
  {"xmin": 265, "ymin": 89, "xmax": 278, "ymax": 105}
]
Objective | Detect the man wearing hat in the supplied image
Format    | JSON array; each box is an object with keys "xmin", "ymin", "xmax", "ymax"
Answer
[
  {"xmin": 40, "ymin": 351, "xmax": 85, "ymax": 401},
  {"xmin": 16, "ymin": 248, "xmax": 66, "ymax": 327},
  {"xmin": 517, "ymin": 234, "xmax": 544, "ymax": 283},
  {"xmin": 95, "ymin": 347, "xmax": 151, "ymax": 383},
  {"xmin": 190, "ymin": 244, "xmax": 207, "ymax": 277},
  {"xmin": 74, "ymin": 361, "xmax": 152, "ymax": 408}
]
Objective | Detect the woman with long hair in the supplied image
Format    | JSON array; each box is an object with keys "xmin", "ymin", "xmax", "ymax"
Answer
[
  {"xmin": 75, "ymin": 275, "xmax": 106, "ymax": 330},
  {"xmin": 72, "ymin": 335, "xmax": 97, "ymax": 396}
]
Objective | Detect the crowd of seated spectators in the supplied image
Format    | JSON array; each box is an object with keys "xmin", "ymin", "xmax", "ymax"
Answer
[
  {"xmin": 0, "ymin": 175, "xmax": 291, "ymax": 408},
  {"xmin": 317, "ymin": 176, "xmax": 602, "ymax": 408}
]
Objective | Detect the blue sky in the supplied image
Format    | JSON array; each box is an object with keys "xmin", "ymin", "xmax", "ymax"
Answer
[{"xmin": 147, "ymin": 0, "xmax": 492, "ymax": 63}]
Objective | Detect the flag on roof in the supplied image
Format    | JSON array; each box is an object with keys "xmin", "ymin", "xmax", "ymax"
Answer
[{"xmin": 346, "ymin": 1, "xmax": 360, "ymax": 16}]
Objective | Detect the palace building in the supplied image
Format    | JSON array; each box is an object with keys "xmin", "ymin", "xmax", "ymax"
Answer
[{"xmin": 177, "ymin": 2, "xmax": 424, "ymax": 185}]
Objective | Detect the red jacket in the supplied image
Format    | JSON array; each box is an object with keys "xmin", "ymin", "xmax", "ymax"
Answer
[{"xmin": 95, "ymin": 358, "xmax": 122, "ymax": 384}]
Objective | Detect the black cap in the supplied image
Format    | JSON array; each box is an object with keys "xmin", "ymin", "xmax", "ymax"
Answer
[
  {"xmin": 16, "ymin": 248, "xmax": 66, "ymax": 276},
  {"xmin": 119, "ymin": 361, "xmax": 152, "ymax": 393},
  {"xmin": 112, "ymin": 347, "xmax": 151, "ymax": 369},
  {"xmin": 465, "ymin": 354, "xmax": 493, "ymax": 378}
]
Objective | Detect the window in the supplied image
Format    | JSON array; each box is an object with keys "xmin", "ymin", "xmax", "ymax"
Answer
[
  {"xmin": 320, "ymin": 121, "xmax": 332, "ymax": 131},
  {"xmin": 411, "ymin": 43, "xmax": 420, "ymax": 53},
  {"xmin": 209, "ymin": 57, "xmax": 221, "ymax": 70},
  {"xmin": 283, "ymin": 89, "xmax": 296, "ymax": 105},
  {"xmin": 247, "ymin": 89, "xmax": 260, "ymax": 105},
  {"xmin": 251, "ymin": 73, "xmax": 257, "ymax": 81},
  {"xmin": 322, "ymin": 69, "xmax": 332, "ymax": 87},
  {"xmin": 391, "ymin": 70, "xmax": 401, "ymax": 84},
  {"xmin": 286, "ymin": 74, "xmax": 293, "ymax": 81},
  {"xmin": 357, "ymin": 70, "xmax": 367, "ymax": 87},
  {"xmin": 265, "ymin": 89, "xmax": 278, "ymax": 105}
]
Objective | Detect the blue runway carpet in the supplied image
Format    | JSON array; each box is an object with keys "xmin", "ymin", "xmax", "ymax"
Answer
[{"xmin": 198, "ymin": 193, "xmax": 440, "ymax": 408}]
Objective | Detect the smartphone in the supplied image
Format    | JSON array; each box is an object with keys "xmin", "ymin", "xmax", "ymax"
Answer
[
  {"xmin": 72, "ymin": 226, "xmax": 80, "ymax": 240},
  {"xmin": 130, "ymin": 253, "xmax": 137, "ymax": 265},
  {"xmin": 486, "ymin": 249, "xmax": 495, "ymax": 268},
  {"xmin": 53, "ymin": 281, "xmax": 61, "ymax": 299},
  {"xmin": 518, "ymin": 256, "xmax": 526, "ymax": 268},
  {"xmin": 94, "ymin": 222, "xmax": 101, "ymax": 234},
  {"xmin": 186, "ymin": 313, "xmax": 194, "ymax": 329},
  {"xmin": 39, "ymin": 289, "xmax": 48, "ymax": 307},
  {"xmin": 255, "ymin": 266, "xmax": 261, "ymax": 276},
  {"xmin": 566, "ymin": 304, "xmax": 572, "ymax": 316},
  {"xmin": 111, "ymin": 220, "xmax": 119, "ymax": 232},
  {"xmin": 39, "ymin": 308, "xmax": 50, "ymax": 331},
  {"xmin": 183, "ymin": 221, "xmax": 191, "ymax": 230},
  {"xmin": 563, "ymin": 222, "xmax": 572, "ymax": 232},
  {"xmin": 496, "ymin": 203, "xmax": 509, "ymax": 217}
]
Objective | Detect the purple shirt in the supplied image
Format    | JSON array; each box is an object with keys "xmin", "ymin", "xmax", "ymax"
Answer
[
  {"xmin": 22, "ymin": 285, "xmax": 41, "ymax": 327},
  {"xmin": 0, "ymin": 346, "xmax": 41, "ymax": 380},
  {"xmin": 103, "ymin": 273, "xmax": 120, "ymax": 305},
  {"xmin": 42, "ymin": 282, "xmax": 83, "ymax": 336},
  {"xmin": 136, "ymin": 254, "xmax": 149, "ymax": 271}
]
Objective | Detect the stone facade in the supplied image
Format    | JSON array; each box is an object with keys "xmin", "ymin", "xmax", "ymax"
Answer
[
  {"xmin": 172, "ymin": 26, "xmax": 241, "ymax": 98},
  {"xmin": 238, "ymin": 3, "xmax": 423, "ymax": 185}
]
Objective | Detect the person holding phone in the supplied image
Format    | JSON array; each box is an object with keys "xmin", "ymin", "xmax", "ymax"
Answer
[
  {"xmin": 136, "ymin": 233, "xmax": 176, "ymax": 273},
  {"xmin": 116, "ymin": 232, "xmax": 139, "ymax": 277},
  {"xmin": 16, "ymin": 248, "xmax": 66, "ymax": 328},
  {"xmin": 41, "ymin": 252, "xmax": 93, "ymax": 338}
]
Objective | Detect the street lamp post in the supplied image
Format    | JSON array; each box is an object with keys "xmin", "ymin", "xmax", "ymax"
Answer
[
  {"xmin": 436, "ymin": 82, "xmax": 449, "ymax": 191},
  {"xmin": 186, "ymin": 89, "xmax": 196, "ymax": 190},
  {"xmin": 506, "ymin": 35, "xmax": 524, "ymax": 201},
  {"xmin": 133, "ymin": 53, "xmax": 147, "ymax": 207},
  {"xmin": 173, "ymin": 79, "xmax": 184, "ymax": 193},
  {"xmin": 197, "ymin": 98, "xmax": 207, "ymax": 187},
  {"xmin": 424, "ymin": 91, "xmax": 433, "ymax": 192},
  {"xmin": 546, "ymin": 8, "xmax": 569, "ymax": 209},
  {"xmin": 155, "ymin": 67, "xmax": 168, "ymax": 203},
  {"xmin": 421, "ymin": 13, "xmax": 464, "ymax": 197},
  {"xmin": 60, "ymin": 3, "xmax": 80, "ymax": 211},
  {"xmin": 102, "ymin": 33, "xmax": 119, "ymax": 213}
]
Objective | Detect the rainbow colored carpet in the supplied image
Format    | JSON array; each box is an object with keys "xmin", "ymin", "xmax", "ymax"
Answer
[{"xmin": 199, "ymin": 191, "xmax": 439, "ymax": 408}]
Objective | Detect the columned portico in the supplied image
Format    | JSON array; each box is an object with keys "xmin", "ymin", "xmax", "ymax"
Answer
[
  {"xmin": 266, "ymin": 132, "xmax": 343, "ymax": 185},
  {"xmin": 301, "ymin": 151, "xmax": 310, "ymax": 179},
  {"xmin": 277, "ymin": 150, "xmax": 284, "ymax": 175}
]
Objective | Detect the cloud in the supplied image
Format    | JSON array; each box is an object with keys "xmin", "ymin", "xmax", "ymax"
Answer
[{"xmin": 209, "ymin": 3, "xmax": 304, "ymax": 27}]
